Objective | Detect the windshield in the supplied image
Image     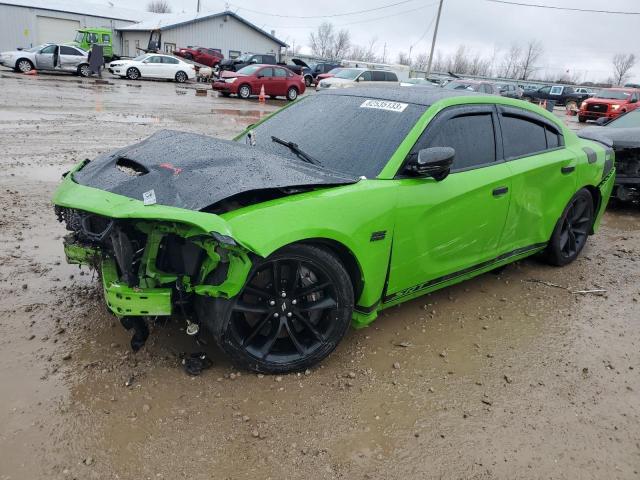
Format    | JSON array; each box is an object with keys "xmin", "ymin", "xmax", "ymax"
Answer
[
  {"xmin": 241, "ymin": 94, "xmax": 427, "ymax": 178},
  {"xmin": 334, "ymin": 68, "xmax": 364, "ymax": 80},
  {"xmin": 236, "ymin": 65, "xmax": 261, "ymax": 75},
  {"xmin": 74, "ymin": 32, "xmax": 84, "ymax": 43},
  {"xmin": 327, "ymin": 68, "xmax": 344, "ymax": 75},
  {"xmin": 596, "ymin": 90, "xmax": 632, "ymax": 100},
  {"xmin": 445, "ymin": 81, "xmax": 474, "ymax": 90},
  {"xmin": 607, "ymin": 109, "xmax": 640, "ymax": 128},
  {"xmin": 133, "ymin": 54, "xmax": 149, "ymax": 61},
  {"xmin": 24, "ymin": 45, "xmax": 45, "ymax": 53}
]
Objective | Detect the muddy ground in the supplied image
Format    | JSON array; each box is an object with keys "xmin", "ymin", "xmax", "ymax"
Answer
[{"xmin": 0, "ymin": 71, "xmax": 638, "ymax": 480}]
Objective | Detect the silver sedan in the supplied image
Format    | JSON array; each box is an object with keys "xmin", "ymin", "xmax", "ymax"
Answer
[{"xmin": 0, "ymin": 43, "xmax": 91, "ymax": 76}]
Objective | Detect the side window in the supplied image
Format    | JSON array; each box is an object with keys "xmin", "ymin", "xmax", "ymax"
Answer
[
  {"xmin": 88, "ymin": 33, "xmax": 98, "ymax": 43},
  {"xmin": 162, "ymin": 56, "xmax": 179, "ymax": 64},
  {"xmin": 371, "ymin": 71, "xmax": 385, "ymax": 81},
  {"xmin": 252, "ymin": 55, "xmax": 262, "ymax": 63},
  {"xmin": 102, "ymin": 34, "xmax": 110, "ymax": 43},
  {"xmin": 549, "ymin": 86, "xmax": 563, "ymax": 95},
  {"xmin": 148, "ymin": 56, "xmax": 163, "ymax": 63},
  {"xmin": 539, "ymin": 86, "xmax": 551, "ymax": 94},
  {"xmin": 273, "ymin": 68, "xmax": 287, "ymax": 77},
  {"xmin": 359, "ymin": 71, "xmax": 372, "ymax": 81},
  {"xmin": 501, "ymin": 114, "xmax": 548, "ymax": 158},
  {"xmin": 545, "ymin": 128, "xmax": 560, "ymax": 149},
  {"xmin": 385, "ymin": 72, "xmax": 398, "ymax": 81},
  {"xmin": 264, "ymin": 55, "xmax": 276, "ymax": 63},
  {"xmin": 40, "ymin": 45, "xmax": 57, "ymax": 54},
  {"xmin": 413, "ymin": 112, "xmax": 496, "ymax": 171},
  {"xmin": 259, "ymin": 67, "xmax": 273, "ymax": 77},
  {"xmin": 60, "ymin": 46, "xmax": 79, "ymax": 55}
]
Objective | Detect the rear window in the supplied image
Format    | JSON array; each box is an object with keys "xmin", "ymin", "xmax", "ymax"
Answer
[
  {"xmin": 385, "ymin": 72, "xmax": 398, "ymax": 81},
  {"xmin": 502, "ymin": 115, "xmax": 548, "ymax": 158},
  {"xmin": 244, "ymin": 95, "xmax": 427, "ymax": 178}
]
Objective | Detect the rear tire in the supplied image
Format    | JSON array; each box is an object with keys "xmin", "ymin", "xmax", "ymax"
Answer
[
  {"xmin": 78, "ymin": 63, "xmax": 91, "ymax": 77},
  {"xmin": 545, "ymin": 189, "xmax": 594, "ymax": 266},
  {"xmin": 126, "ymin": 67, "xmax": 140, "ymax": 80},
  {"xmin": 304, "ymin": 75, "xmax": 312, "ymax": 87},
  {"xmin": 286, "ymin": 86, "xmax": 298, "ymax": 101},
  {"xmin": 196, "ymin": 244, "xmax": 354, "ymax": 373},
  {"xmin": 175, "ymin": 71, "xmax": 188, "ymax": 83}
]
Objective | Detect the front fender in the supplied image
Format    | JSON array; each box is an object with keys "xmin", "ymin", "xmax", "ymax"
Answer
[{"xmin": 222, "ymin": 180, "xmax": 398, "ymax": 312}]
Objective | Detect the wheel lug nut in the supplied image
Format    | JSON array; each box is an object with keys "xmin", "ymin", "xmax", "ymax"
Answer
[
  {"xmin": 269, "ymin": 300, "xmax": 276, "ymax": 306},
  {"xmin": 274, "ymin": 312, "xmax": 279, "ymax": 318},
  {"xmin": 291, "ymin": 299, "xmax": 297, "ymax": 305},
  {"xmin": 287, "ymin": 312, "xmax": 292, "ymax": 317},
  {"xmin": 281, "ymin": 292, "xmax": 286, "ymax": 298}
]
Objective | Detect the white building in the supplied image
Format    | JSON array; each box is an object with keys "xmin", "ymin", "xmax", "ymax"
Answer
[
  {"xmin": 0, "ymin": 0, "xmax": 152, "ymax": 52},
  {"xmin": 117, "ymin": 11, "xmax": 287, "ymax": 60}
]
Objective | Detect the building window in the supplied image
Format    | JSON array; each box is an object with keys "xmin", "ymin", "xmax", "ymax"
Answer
[
  {"xmin": 124, "ymin": 40, "xmax": 129, "ymax": 57},
  {"xmin": 164, "ymin": 43, "xmax": 176, "ymax": 53},
  {"xmin": 135, "ymin": 39, "xmax": 140, "ymax": 53},
  {"xmin": 229, "ymin": 50, "xmax": 241, "ymax": 59}
]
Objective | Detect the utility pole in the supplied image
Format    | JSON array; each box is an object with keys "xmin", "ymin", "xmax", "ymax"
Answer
[
  {"xmin": 197, "ymin": 0, "xmax": 201, "ymax": 12},
  {"xmin": 426, "ymin": 0, "xmax": 444, "ymax": 76}
]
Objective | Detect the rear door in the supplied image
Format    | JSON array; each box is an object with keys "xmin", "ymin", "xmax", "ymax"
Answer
[
  {"xmin": 271, "ymin": 67, "xmax": 288, "ymax": 96},
  {"xmin": 59, "ymin": 46, "xmax": 83, "ymax": 71},
  {"xmin": 161, "ymin": 56, "xmax": 180, "ymax": 78},
  {"xmin": 497, "ymin": 106, "xmax": 578, "ymax": 254},
  {"xmin": 387, "ymin": 105, "xmax": 512, "ymax": 301}
]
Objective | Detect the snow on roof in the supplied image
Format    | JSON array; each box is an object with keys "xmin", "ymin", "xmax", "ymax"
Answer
[
  {"xmin": 118, "ymin": 10, "xmax": 287, "ymax": 47},
  {"xmin": 0, "ymin": 0, "xmax": 158, "ymax": 22}
]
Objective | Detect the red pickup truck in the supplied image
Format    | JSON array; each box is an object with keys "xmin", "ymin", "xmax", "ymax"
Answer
[
  {"xmin": 578, "ymin": 88, "xmax": 640, "ymax": 123},
  {"xmin": 175, "ymin": 46, "xmax": 224, "ymax": 68}
]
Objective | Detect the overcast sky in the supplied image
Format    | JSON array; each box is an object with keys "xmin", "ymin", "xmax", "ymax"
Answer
[{"xmin": 114, "ymin": 0, "xmax": 639, "ymax": 82}]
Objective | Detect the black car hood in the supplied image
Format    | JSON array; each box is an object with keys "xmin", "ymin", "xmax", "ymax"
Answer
[
  {"xmin": 291, "ymin": 58, "xmax": 310, "ymax": 68},
  {"xmin": 579, "ymin": 126, "xmax": 640, "ymax": 149},
  {"xmin": 73, "ymin": 130, "xmax": 358, "ymax": 211}
]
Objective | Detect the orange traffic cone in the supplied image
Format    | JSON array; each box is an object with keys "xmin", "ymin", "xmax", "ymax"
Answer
[
  {"xmin": 258, "ymin": 84, "xmax": 266, "ymax": 103},
  {"xmin": 24, "ymin": 69, "xmax": 37, "ymax": 76}
]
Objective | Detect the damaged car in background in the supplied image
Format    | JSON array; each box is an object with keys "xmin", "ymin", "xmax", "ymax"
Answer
[
  {"xmin": 53, "ymin": 87, "xmax": 615, "ymax": 374},
  {"xmin": 579, "ymin": 109, "xmax": 640, "ymax": 202}
]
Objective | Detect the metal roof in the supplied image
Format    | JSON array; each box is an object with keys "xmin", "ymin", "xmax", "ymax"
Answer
[
  {"xmin": 0, "ymin": 0, "xmax": 156, "ymax": 22},
  {"xmin": 118, "ymin": 10, "xmax": 288, "ymax": 47},
  {"xmin": 319, "ymin": 86, "xmax": 481, "ymax": 106}
]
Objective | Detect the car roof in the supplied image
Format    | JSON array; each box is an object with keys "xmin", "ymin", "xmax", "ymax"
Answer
[{"xmin": 319, "ymin": 86, "xmax": 481, "ymax": 106}]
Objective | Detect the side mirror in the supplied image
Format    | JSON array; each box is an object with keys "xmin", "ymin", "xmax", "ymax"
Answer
[
  {"xmin": 405, "ymin": 147, "xmax": 455, "ymax": 180},
  {"xmin": 630, "ymin": 98, "xmax": 638, "ymax": 103}
]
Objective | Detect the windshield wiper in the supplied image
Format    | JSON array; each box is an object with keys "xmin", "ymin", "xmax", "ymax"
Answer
[{"xmin": 271, "ymin": 136, "xmax": 322, "ymax": 166}]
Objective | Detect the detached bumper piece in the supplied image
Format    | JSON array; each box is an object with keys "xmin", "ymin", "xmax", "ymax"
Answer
[{"xmin": 102, "ymin": 257, "xmax": 172, "ymax": 317}]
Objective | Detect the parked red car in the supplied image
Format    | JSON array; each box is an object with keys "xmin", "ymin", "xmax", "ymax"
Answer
[
  {"xmin": 578, "ymin": 88, "xmax": 640, "ymax": 123},
  {"xmin": 175, "ymin": 46, "xmax": 224, "ymax": 68},
  {"xmin": 212, "ymin": 64, "xmax": 305, "ymax": 101}
]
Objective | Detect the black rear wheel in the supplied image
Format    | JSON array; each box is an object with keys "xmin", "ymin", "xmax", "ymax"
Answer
[
  {"xmin": 198, "ymin": 244, "xmax": 354, "ymax": 373},
  {"xmin": 545, "ymin": 189, "xmax": 594, "ymax": 266}
]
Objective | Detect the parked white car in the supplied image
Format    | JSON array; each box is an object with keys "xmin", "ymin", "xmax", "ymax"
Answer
[
  {"xmin": 0, "ymin": 43, "xmax": 90, "ymax": 76},
  {"xmin": 108, "ymin": 54, "xmax": 196, "ymax": 83},
  {"xmin": 316, "ymin": 68, "xmax": 400, "ymax": 90}
]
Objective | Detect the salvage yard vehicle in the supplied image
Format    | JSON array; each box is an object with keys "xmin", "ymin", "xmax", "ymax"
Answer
[
  {"xmin": 70, "ymin": 28, "xmax": 115, "ymax": 62},
  {"xmin": 317, "ymin": 68, "xmax": 399, "ymax": 90},
  {"xmin": 52, "ymin": 87, "xmax": 615, "ymax": 373},
  {"xmin": 212, "ymin": 64, "xmax": 305, "ymax": 101},
  {"xmin": 108, "ymin": 54, "xmax": 196, "ymax": 83},
  {"xmin": 522, "ymin": 85, "xmax": 590, "ymax": 110},
  {"xmin": 578, "ymin": 88, "xmax": 640, "ymax": 123},
  {"xmin": 444, "ymin": 79, "xmax": 499, "ymax": 95},
  {"xmin": 218, "ymin": 53, "xmax": 277, "ymax": 73},
  {"xmin": 580, "ymin": 109, "xmax": 640, "ymax": 202},
  {"xmin": 174, "ymin": 46, "xmax": 224, "ymax": 68},
  {"xmin": 0, "ymin": 43, "xmax": 91, "ymax": 76},
  {"xmin": 496, "ymin": 83, "xmax": 523, "ymax": 99}
]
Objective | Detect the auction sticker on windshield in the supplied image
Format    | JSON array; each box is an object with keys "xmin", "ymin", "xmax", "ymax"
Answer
[{"xmin": 360, "ymin": 99, "xmax": 408, "ymax": 112}]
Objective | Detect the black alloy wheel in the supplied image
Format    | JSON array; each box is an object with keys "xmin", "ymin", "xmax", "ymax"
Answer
[
  {"xmin": 200, "ymin": 244, "xmax": 353, "ymax": 373},
  {"xmin": 546, "ymin": 189, "xmax": 594, "ymax": 266}
]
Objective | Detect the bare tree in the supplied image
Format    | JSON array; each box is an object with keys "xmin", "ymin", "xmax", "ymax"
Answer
[
  {"xmin": 397, "ymin": 51, "xmax": 411, "ymax": 66},
  {"xmin": 520, "ymin": 40, "xmax": 543, "ymax": 80},
  {"xmin": 348, "ymin": 37, "xmax": 380, "ymax": 63},
  {"xmin": 331, "ymin": 29, "xmax": 351, "ymax": 60},
  {"xmin": 612, "ymin": 53, "xmax": 636, "ymax": 85},
  {"xmin": 147, "ymin": 0, "xmax": 171, "ymax": 13},
  {"xmin": 412, "ymin": 52, "xmax": 430, "ymax": 71},
  {"xmin": 309, "ymin": 22, "xmax": 335, "ymax": 59},
  {"xmin": 498, "ymin": 44, "xmax": 522, "ymax": 79}
]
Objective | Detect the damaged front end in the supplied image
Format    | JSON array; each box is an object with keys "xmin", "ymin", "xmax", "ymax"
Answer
[
  {"xmin": 55, "ymin": 206, "xmax": 251, "ymax": 320},
  {"xmin": 613, "ymin": 146, "xmax": 640, "ymax": 202}
]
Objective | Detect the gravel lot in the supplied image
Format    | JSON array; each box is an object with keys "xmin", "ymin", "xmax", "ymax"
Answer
[{"xmin": 0, "ymin": 70, "xmax": 638, "ymax": 480}]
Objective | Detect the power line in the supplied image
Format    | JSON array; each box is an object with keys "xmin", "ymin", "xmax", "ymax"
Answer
[
  {"xmin": 485, "ymin": 0, "xmax": 640, "ymax": 15},
  {"xmin": 226, "ymin": 0, "xmax": 419, "ymax": 18}
]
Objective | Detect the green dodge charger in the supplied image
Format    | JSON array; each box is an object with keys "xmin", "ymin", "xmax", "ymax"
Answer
[{"xmin": 53, "ymin": 87, "xmax": 615, "ymax": 373}]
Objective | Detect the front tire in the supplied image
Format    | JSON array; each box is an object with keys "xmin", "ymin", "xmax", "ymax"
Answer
[
  {"xmin": 175, "ymin": 71, "xmax": 188, "ymax": 83},
  {"xmin": 16, "ymin": 58, "xmax": 33, "ymax": 73},
  {"xmin": 238, "ymin": 84, "xmax": 251, "ymax": 99},
  {"xmin": 197, "ymin": 244, "xmax": 354, "ymax": 373},
  {"xmin": 578, "ymin": 115, "xmax": 587, "ymax": 123},
  {"xmin": 545, "ymin": 189, "xmax": 594, "ymax": 266},
  {"xmin": 126, "ymin": 67, "xmax": 140, "ymax": 80}
]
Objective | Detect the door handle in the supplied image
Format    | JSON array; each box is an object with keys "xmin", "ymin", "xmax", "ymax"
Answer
[
  {"xmin": 561, "ymin": 165, "xmax": 575, "ymax": 174},
  {"xmin": 492, "ymin": 186, "xmax": 509, "ymax": 196}
]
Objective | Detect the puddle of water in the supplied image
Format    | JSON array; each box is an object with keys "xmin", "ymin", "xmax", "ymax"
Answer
[{"xmin": 6, "ymin": 163, "xmax": 72, "ymax": 182}]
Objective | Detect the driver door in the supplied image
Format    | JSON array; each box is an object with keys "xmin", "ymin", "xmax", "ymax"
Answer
[
  {"xmin": 385, "ymin": 105, "xmax": 512, "ymax": 302},
  {"xmin": 35, "ymin": 44, "xmax": 56, "ymax": 70}
]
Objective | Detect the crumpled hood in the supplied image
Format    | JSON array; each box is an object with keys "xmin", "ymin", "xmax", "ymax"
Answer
[
  {"xmin": 579, "ymin": 126, "xmax": 640, "ymax": 149},
  {"xmin": 72, "ymin": 130, "xmax": 357, "ymax": 211}
]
